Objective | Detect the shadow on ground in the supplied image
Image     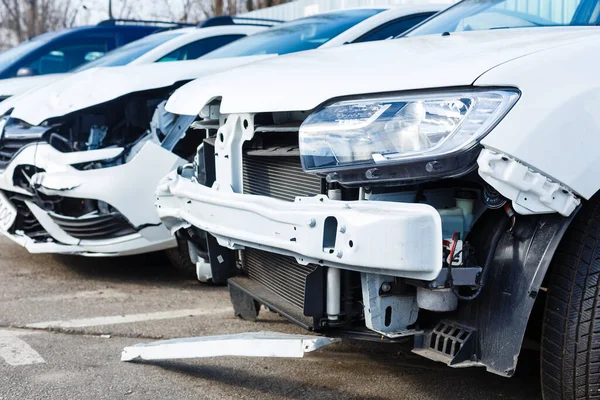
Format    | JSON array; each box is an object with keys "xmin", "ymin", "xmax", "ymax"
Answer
[
  {"xmin": 140, "ymin": 342, "xmax": 542, "ymax": 400},
  {"xmin": 51, "ymin": 251, "xmax": 197, "ymax": 285}
]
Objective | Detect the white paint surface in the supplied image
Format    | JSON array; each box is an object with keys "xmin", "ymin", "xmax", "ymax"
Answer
[{"xmin": 0, "ymin": 330, "xmax": 45, "ymax": 366}]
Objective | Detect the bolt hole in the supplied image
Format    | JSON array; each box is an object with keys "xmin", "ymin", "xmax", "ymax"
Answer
[
  {"xmin": 219, "ymin": 133, "xmax": 224, "ymax": 142},
  {"xmin": 384, "ymin": 306, "xmax": 392, "ymax": 327},
  {"xmin": 349, "ymin": 240, "xmax": 354, "ymax": 248},
  {"xmin": 524, "ymin": 197, "xmax": 527, "ymax": 201},
  {"xmin": 243, "ymin": 119, "xmax": 249, "ymax": 129}
]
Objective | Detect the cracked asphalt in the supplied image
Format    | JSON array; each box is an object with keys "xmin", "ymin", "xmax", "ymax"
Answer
[{"xmin": 0, "ymin": 236, "xmax": 543, "ymax": 399}]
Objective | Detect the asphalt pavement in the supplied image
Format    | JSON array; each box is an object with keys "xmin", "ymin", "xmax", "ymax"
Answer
[{"xmin": 0, "ymin": 236, "xmax": 543, "ymax": 399}]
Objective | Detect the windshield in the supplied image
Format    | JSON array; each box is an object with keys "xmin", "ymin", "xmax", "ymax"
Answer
[
  {"xmin": 0, "ymin": 31, "xmax": 60, "ymax": 72},
  {"xmin": 407, "ymin": 0, "xmax": 600, "ymax": 36},
  {"xmin": 73, "ymin": 31, "xmax": 185, "ymax": 72},
  {"xmin": 201, "ymin": 9, "xmax": 384, "ymax": 59}
]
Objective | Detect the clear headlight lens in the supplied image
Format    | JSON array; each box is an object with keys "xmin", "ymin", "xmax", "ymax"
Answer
[{"xmin": 299, "ymin": 89, "xmax": 519, "ymax": 173}]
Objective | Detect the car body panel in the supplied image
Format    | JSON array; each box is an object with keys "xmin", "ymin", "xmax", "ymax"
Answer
[
  {"xmin": 477, "ymin": 36, "xmax": 600, "ymax": 199},
  {"xmin": 1, "ymin": 55, "xmax": 273, "ymax": 125},
  {"xmin": 165, "ymin": 27, "xmax": 599, "ymax": 116}
]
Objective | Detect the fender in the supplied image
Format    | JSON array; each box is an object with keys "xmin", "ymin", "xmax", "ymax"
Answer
[{"xmin": 426, "ymin": 207, "xmax": 579, "ymax": 377}]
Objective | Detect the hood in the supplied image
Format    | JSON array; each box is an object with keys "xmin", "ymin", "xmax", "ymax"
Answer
[
  {"xmin": 0, "ymin": 74, "xmax": 67, "ymax": 99},
  {"xmin": 166, "ymin": 27, "xmax": 600, "ymax": 116},
  {"xmin": 5, "ymin": 55, "xmax": 273, "ymax": 126}
]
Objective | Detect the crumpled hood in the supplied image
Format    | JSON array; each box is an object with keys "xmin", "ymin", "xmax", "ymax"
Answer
[
  {"xmin": 0, "ymin": 74, "xmax": 67, "ymax": 99},
  {"xmin": 4, "ymin": 55, "xmax": 273, "ymax": 126},
  {"xmin": 166, "ymin": 27, "xmax": 600, "ymax": 116}
]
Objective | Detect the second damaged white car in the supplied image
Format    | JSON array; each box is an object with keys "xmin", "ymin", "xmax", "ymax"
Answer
[
  {"xmin": 0, "ymin": 7, "xmax": 439, "ymax": 278},
  {"xmin": 153, "ymin": 0, "xmax": 600, "ymax": 397}
]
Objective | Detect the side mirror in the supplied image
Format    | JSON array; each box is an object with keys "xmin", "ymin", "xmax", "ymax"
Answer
[{"xmin": 16, "ymin": 67, "xmax": 36, "ymax": 77}]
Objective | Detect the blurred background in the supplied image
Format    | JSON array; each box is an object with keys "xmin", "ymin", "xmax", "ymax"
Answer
[
  {"xmin": 0, "ymin": 0, "xmax": 289, "ymax": 50},
  {"xmin": 0, "ymin": 0, "xmax": 455, "ymax": 50}
]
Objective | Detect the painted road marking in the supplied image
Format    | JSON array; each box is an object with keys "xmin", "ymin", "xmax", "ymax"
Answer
[
  {"xmin": 26, "ymin": 307, "xmax": 233, "ymax": 329},
  {"xmin": 0, "ymin": 330, "xmax": 45, "ymax": 366},
  {"xmin": 27, "ymin": 289, "xmax": 130, "ymax": 302}
]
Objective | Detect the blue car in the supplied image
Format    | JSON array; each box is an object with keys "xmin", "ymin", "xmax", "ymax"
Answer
[{"xmin": 0, "ymin": 20, "xmax": 174, "ymax": 80}]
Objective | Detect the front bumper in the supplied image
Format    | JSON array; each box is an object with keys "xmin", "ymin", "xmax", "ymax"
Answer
[
  {"xmin": 0, "ymin": 141, "xmax": 182, "ymax": 256},
  {"xmin": 156, "ymin": 171, "xmax": 443, "ymax": 281}
]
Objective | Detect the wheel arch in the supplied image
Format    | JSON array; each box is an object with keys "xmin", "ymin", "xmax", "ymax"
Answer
[{"xmin": 440, "ymin": 206, "xmax": 579, "ymax": 376}]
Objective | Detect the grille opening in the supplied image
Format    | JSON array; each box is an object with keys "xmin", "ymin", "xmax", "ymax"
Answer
[
  {"xmin": 31, "ymin": 194, "xmax": 137, "ymax": 240},
  {"xmin": 4, "ymin": 192, "xmax": 51, "ymax": 241},
  {"xmin": 242, "ymin": 131, "xmax": 323, "ymax": 202},
  {"xmin": 242, "ymin": 248, "xmax": 317, "ymax": 311}
]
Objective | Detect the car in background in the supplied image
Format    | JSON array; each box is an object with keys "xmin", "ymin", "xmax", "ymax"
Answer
[
  {"xmin": 0, "ymin": 17, "xmax": 271, "ymax": 102},
  {"xmin": 153, "ymin": 0, "xmax": 600, "ymax": 397},
  {"xmin": 0, "ymin": 5, "xmax": 442, "ymax": 280},
  {"xmin": 0, "ymin": 20, "xmax": 169, "ymax": 81}
]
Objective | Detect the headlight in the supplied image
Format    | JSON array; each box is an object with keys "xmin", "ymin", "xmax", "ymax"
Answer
[{"xmin": 299, "ymin": 89, "xmax": 519, "ymax": 185}]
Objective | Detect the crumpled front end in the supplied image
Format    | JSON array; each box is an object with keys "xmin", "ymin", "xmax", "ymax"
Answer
[
  {"xmin": 156, "ymin": 85, "xmax": 581, "ymax": 377},
  {"xmin": 157, "ymin": 106, "xmax": 496, "ymax": 335},
  {"xmin": 0, "ymin": 88, "xmax": 205, "ymax": 256},
  {"xmin": 0, "ymin": 140, "xmax": 182, "ymax": 256}
]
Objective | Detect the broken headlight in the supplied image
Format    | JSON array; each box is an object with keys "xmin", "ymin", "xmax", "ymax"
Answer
[{"xmin": 299, "ymin": 89, "xmax": 519, "ymax": 185}]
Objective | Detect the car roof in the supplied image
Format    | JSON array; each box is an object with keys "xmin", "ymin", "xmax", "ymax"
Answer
[{"xmin": 131, "ymin": 25, "xmax": 267, "ymax": 64}]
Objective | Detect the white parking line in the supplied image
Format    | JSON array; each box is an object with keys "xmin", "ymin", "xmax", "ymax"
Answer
[
  {"xmin": 0, "ymin": 330, "xmax": 45, "ymax": 366},
  {"xmin": 26, "ymin": 307, "xmax": 233, "ymax": 329}
]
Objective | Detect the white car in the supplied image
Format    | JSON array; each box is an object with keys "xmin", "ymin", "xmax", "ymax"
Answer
[
  {"xmin": 155, "ymin": 0, "xmax": 600, "ymax": 396},
  {"xmin": 0, "ymin": 6, "xmax": 441, "ymax": 278},
  {"xmin": 0, "ymin": 21, "xmax": 270, "ymax": 102}
]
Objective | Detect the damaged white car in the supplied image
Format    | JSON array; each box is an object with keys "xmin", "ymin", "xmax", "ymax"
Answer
[
  {"xmin": 155, "ymin": 0, "xmax": 600, "ymax": 396},
  {"xmin": 0, "ymin": 6, "xmax": 439, "ymax": 278},
  {"xmin": 0, "ymin": 19, "xmax": 273, "ymax": 102}
]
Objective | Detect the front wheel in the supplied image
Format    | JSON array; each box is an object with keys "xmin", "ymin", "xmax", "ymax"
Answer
[{"xmin": 541, "ymin": 197, "xmax": 600, "ymax": 399}]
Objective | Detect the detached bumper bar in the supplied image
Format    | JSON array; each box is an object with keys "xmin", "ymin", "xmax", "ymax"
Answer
[{"xmin": 156, "ymin": 172, "xmax": 443, "ymax": 280}]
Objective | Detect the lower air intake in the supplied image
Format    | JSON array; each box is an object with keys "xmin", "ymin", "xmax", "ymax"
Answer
[
  {"xmin": 242, "ymin": 248, "xmax": 316, "ymax": 311},
  {"xmin": 49, "ymin": 212, "xmax": 136, "ymax": 240}
]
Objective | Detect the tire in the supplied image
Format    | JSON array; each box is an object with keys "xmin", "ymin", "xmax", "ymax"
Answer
[
  {"xmin": 541, "ymin": 197, "xmax": 600, "ymax": 399},
  {"xmin": 165, "ymin": 238, "xmax": 197, "ymax": 280}
]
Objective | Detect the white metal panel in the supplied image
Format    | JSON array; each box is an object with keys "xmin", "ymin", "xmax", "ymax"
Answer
[
  {"xmin": 122, "ymin": 332, "xmax": 340, "ymax": 362},
  {"xmin": 156, "ymin": 170, "xmax": 443, "ymax": 280},
  {"xmin": 477, "ymin": 32, "xmax": 600, "ymax": 199},
  {"xmin": 4, "ymin": 55, "xmax": 273, "ymax": 125},
  {"xmin": 166, "ymin": 27, "xmax": 598, "ymax": 116}
]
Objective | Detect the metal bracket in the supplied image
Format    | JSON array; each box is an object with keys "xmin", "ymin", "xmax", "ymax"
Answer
[{"xmin": 361, "ymin": 273, "xmax": 418, "ymax": 337}]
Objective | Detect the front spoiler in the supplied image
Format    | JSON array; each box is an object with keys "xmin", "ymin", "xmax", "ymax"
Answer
[{"xmin": 156, "ymin": 172, "xmax": 443, "ymax": 281}]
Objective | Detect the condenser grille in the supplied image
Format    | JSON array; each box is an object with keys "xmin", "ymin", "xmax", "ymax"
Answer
[
  {"xmin": 242, "ymin": 155, "xmax": 322, "ymax": 202},
  {"xmin": 242, "ymin": 248, "xmax": 316, "ymax": 311}
]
